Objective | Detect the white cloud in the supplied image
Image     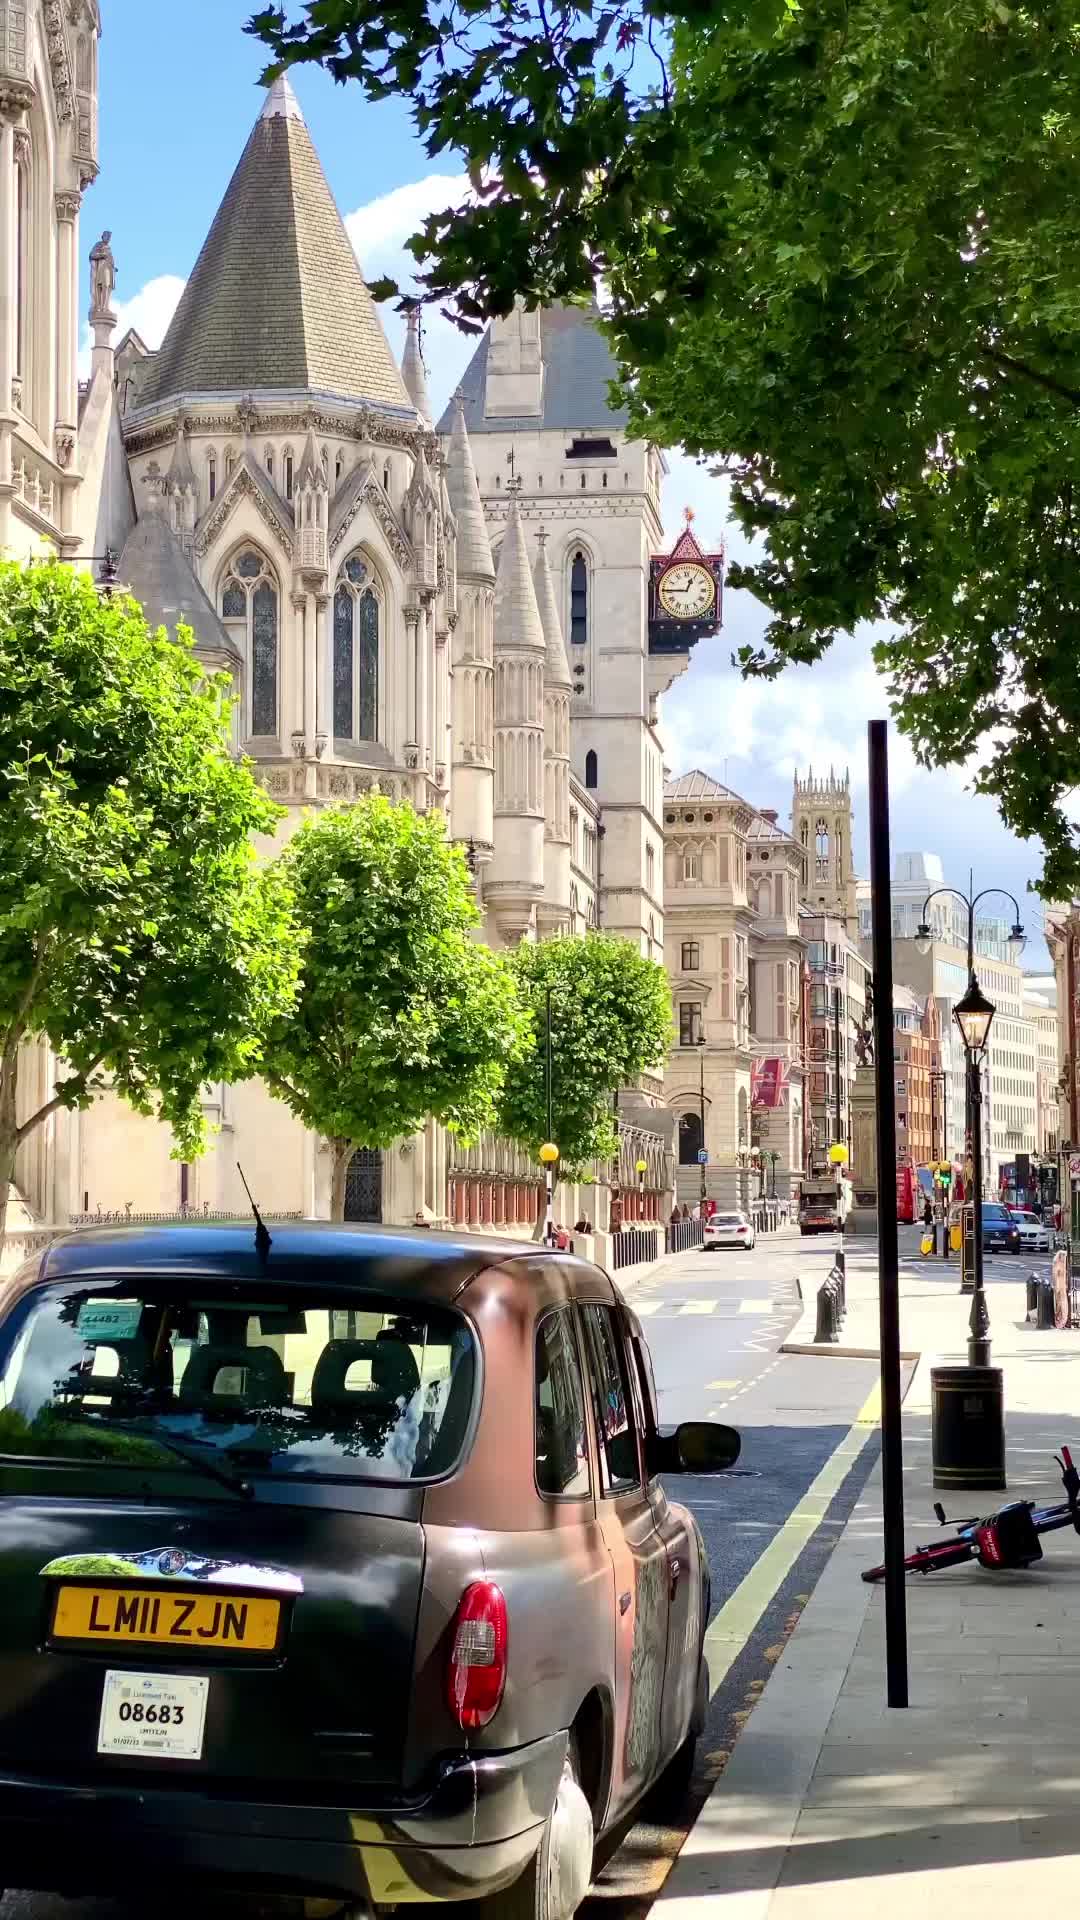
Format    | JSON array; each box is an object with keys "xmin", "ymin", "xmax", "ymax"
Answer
[
  {"xmin": 78, "ymin": 273, "xmax": 186, "ymax": 378},
  {"xmin": 345, "ymin": 174, "xmax": 475, "ymax": 420}
]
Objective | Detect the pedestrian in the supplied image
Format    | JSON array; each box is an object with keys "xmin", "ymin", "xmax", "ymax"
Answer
[
  {"xmin": 574, "ymin": 1217, "xmax": 588, "ymax": 1234},
  {"xmin": 555, "ymin": 1224, "xmax": 571, "ymax": 1250},
  {"xmin": 670, "ymin": 1207, "xmax": 681, "ymax": 1226},
  {"xmin": 681, "ymin": 1202, "xmax": 689, "ymax": 1220},
  {"xmin": 922, "ymin": 1195, "xmax": 933, "ymax": 1228}
]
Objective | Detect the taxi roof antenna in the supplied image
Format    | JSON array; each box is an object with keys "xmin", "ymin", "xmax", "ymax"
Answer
[{"xmin": 237, "ymin": 1163, "xmax": 272, "ymax": 1267}]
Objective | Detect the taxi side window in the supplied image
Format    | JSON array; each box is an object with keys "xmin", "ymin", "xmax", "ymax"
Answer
[
  {"xmin": 579, "ymin": 1303, "xmax": 642, "ymax": 1495},
  {"xmin": 535, "ymin": 1310, "xmax": 591, "ymax": 1498}
]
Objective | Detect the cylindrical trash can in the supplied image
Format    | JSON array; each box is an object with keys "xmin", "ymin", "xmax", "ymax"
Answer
[
  {"xmin": 1037, "ymin": 1278, "xmax": 1056, "ymax": 1330},
  {"xmin": 931, "ymin": 1365, "xmax": 1005, "ymax": 1491}
]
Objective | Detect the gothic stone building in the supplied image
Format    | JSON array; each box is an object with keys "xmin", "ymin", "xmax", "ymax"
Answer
[{"xmin": 6, "ymin": 22, "xmax": 687, "ymax": 1231}]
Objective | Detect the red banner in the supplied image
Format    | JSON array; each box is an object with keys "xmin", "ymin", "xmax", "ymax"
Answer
[{"xmin": 751, "ymin": 1057, "xmax": 790, "ymax": 1110}]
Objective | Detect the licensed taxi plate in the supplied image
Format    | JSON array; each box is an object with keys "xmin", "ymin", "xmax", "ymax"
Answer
[{"xmin": 51, "ymin": 1584, "xmax": 281, "ymax": 1651}]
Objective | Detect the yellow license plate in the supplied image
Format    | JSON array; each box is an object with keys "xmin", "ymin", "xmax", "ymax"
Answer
[{"xmin": 51, "ymin": 1585, "xmax": 281, "ymax": 1651}]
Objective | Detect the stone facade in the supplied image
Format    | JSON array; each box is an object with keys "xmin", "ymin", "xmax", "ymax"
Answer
[
  {"xmin": 8, "ymin": 40, "xmax": 678, "ymax": 1231},
  {"xmin": 662, "ymin": 771, "xmax": 806, "ymax": 1208}
]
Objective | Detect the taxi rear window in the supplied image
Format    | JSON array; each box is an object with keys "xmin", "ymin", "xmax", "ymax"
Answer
[{"xmin": 0, "ymin": 1282, "xmax": 477, "ymax": 1485}]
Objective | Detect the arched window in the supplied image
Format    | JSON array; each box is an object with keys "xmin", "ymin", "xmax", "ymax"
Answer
[
  {"xmin": 816, "ymin": 818, "xmax": 829, "ymax": 859},
  {"xmin": 224, "ymin": 447, "xmax": 236, "ymax": 480},
  {"xmin": 682, "ymin": 850, "xmax": 699, "ymax": 882},
  {"xmin": 585, "ymin": 748, "xmax": 598, "ymax": 789},
  {"xmin": 207, "ymin": 452, "xmax": 217, "ymax": 502},
  {"xmin": 335, "ymin": 449, "xmax": 345, "ymax": 484},
  {"xmin": 570, "ymin": 550, "xmax": 588, "ymax": 645},
  {"xmin": 220, "ymin": 549, "xmax": 279, "ymax": 737},
  {"xmin": 333, "ymin": 552, "xmax": 381, "ymax": 743},
  {"xmin": 679, "ymin": 1111, "xmax": 703, "ymax": 1166},
  {"xmin": 265, "ymin": 446, "xmax": 274, "ymax": 479},
  {"xmin": 284, "ymin": 448, "xmax": 295, "ymax": 500}
]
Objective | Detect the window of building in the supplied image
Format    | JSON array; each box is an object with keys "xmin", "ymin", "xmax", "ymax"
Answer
[
  {"xmin": 221, "ymin": 548, "xmax": 279, "ymax": 737},
  {"xmin": 535, "ymin": 1310, "xmax": 590, "ymax": 1497},
  {"xmin": 578, "ymin": 1304, "xmax": 640, "ymax": 1494},
  {"xmin": 585, "ymin": 748, "xmax": 598, "ymax": 789},
  {"xmin": 15, "ymin": 144, "xmax": 27, "ymax": 399},
  {"xmin": 682, "ymin": 851, "xmax": 699, "ymax": 882},
  {"xmin": 333, "ymin": 552, "xmax": 380, "ymax": 743},
  {"xmin": 284, "ymin": 450, "xmax": 295, "ymax": 500},
  {"xmin": 265, "ymin": 447, "xmax": 274, "ymax": 479},
  {"xmin": 681, "ymin": 941, "xmax": 700, "ymax": 972},
  {"xmin": 570, "ymin": 551, "xmax": 589, "ymax": 645},
  {"xmin": 336, "ymin": 450, "xmax": 344, "ymax": 483},
  {"xmin": 816, "ymin": 819, "xmax": 829, "ymax": 859},
  {"xmin": 207, "ymin": 453, "xmax": 217, "ymax": 501},
  {"xmin": 679, "ymin": 1002, "xmax": 703, "ymax": 1047},
  {"xmin": 646, "ymin": 843, "xmax": 655, "ymax": 893}
]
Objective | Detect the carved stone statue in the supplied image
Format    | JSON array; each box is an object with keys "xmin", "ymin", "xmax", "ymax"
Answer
[
  {"xmin": 89, "ymin": 230, "xmax": 116, "ymax": 315},
  {"xmin": 855, "ymin": 1021, "xmax": 875, "ymax": 1068}
]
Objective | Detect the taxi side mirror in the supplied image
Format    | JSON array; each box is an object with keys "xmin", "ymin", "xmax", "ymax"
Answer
[{"xmin": 650, "ymin": 1422, "xmax": 741, "ymax": 1475}]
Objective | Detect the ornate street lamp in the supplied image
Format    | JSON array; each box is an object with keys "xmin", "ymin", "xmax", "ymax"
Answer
[{"xmin": 954, "ymin": 976, "xmax": 996, "ymax": 1366}]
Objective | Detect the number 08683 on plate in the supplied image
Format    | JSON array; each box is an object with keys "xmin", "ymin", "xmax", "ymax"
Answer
[{"xmin": 97, "ymin": 1670, "xmax": 209, "ymax": 1760}]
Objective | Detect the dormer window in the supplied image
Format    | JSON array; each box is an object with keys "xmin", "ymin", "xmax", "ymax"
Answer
[{"xmin": 566, "ymin": 437, "xmax": 617, "ymax": 459}]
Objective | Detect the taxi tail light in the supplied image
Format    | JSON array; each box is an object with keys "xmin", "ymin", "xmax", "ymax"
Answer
[{"xmin": 447, "ymin": 1581, "xmax": 507, "ymax": 1730}]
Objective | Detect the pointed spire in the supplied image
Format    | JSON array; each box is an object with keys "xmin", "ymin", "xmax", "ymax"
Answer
[
  {"xmin": 495, "ymin": 498, "xmax": 546, "ymax": 657},
  {"xmin": 446, "ymin": 393, "xmax": 494, "ymax": 581},
  {"xmin": 297, "ymin": 426, "xmax": 326, "ymax": 489},
  {"xmin": 261, "ymin": 73, "xmax": 304, "ymax": 122},
  {"xmin": 401, "ymin": 304, "xmax": 433, "ymax": 425},
  {"xmin": 534, "ymin": 529, "xmax": 571, "ymax": 690},
  {"xmin": 166, "ymin": 423, "xmax": 196, "ymax": 492}
]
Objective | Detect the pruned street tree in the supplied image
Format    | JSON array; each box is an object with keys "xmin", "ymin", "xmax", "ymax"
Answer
[
  {"xmin": 0, "ymin": 561, "xmax": 300, "ymax": 1257},
  {"xmin": 260, "ymin": 796, "xmax": 530, "ymax": 1219},
  {"xmin": 250, "ymin": 0, "xmax": 1080, "ymax": 893},
  {"xmin": 498, "ymin": 934, "xmax": 672, "ymax": 1222}
]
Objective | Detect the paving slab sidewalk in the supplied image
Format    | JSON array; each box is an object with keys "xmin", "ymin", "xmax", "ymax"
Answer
[{"xmin": 659, "ymin": 1251, "xmax": 1080, "ymax": 1920}]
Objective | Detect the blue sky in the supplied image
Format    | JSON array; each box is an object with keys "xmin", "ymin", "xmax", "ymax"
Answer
[{"xmin": 90, "ymin": 1, "xmax": 1054, "ymax": 966}]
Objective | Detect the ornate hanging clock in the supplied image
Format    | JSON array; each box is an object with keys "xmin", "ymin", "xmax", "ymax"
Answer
[{"xmin": 649, "ymin": 512, "xmax": 725, "ymax": 655}]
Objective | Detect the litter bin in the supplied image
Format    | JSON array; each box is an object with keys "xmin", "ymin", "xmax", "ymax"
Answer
[
  {"xmin": 931, "ymin": 1365, "xmax": 1005, "ymax": 1492},
  {"xmin": 1037, "ymin": 1278, "xmax": 1056, "ymax": 1330}
]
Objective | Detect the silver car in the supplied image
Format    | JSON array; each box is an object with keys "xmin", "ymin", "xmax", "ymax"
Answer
[
  {"xmin": 702, "ymin": 1211, "xmax": 756, "ymax": 1251},
  {"xmin": 1011, "ymin": 1209, "xmax": 1051, "ymax": 1253}
]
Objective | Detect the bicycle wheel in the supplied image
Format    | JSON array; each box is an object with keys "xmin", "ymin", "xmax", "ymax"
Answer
[{"xmin": 861, "ymin": 1538, "xmax": 975, "ymax": 1583}]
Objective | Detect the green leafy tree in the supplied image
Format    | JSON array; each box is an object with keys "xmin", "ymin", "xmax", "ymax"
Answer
[
  {"xmin": 261, "ymin": 796, "xmax": 529, "ymax": 1218},
  {"xmin": 0, "ymin": 562, "xmax": 300, "ymax": 1255},
  {"xmin": 498, "ymin": 935, "xmax": 672, "ymax": 1199},
  {"xmin": 250, "ymin": 0, "xmax": 1080, "ymax": 892}
]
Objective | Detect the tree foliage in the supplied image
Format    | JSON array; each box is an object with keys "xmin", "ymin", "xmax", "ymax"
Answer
[
  {"xmin": 250, "ymin": 0, "xmax": 1080, "ymax": 892},
  {"xmin": 0, "ymin": 562, "xmax": 299, "ymax": 1238},
  {"xmin": 260, "ymin": 797, "xmax": 529, "ymax": 1217},
  {"xmin": 498, "ymin": 934, "xmax": 672, "ymax": 1175}
]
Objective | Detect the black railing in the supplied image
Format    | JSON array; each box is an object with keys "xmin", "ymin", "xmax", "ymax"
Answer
[
  {"xmin": 69, "ymin": 1208, "xmax": 305, "ymax": 1228},
  {"xmin": 610, "ymin": 1228, "xmax": 661, "ymax": 1270},
  {"xmin": 666, "ymin": 1219, "xmax": 704, "ymax": 1254}
]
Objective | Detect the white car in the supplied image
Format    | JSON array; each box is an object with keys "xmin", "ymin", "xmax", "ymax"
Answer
[
  {"xmin": 703, "ymin": 1211, "xmax": 757, "ymax": 1251},
  {"xmin": 1011, "ymin": 1209, "xmax": 1051, "ymax": 1253}
]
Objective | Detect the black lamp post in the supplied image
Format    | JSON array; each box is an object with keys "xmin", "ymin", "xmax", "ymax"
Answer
[
  {"xmin": 915, "ymin": 877, "xmax": 1024, "ymax": 1304},
  {"xmin": 697, "ymin": 1032, "xmax": 707, "ymax": 1204},
  {"xmin": 953, "ymin": 976, "xmax": 996, "ymax": 1367}
]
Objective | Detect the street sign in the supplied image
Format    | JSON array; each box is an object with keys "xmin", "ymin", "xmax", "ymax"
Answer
[{"xmin": 697, "ymin": 1149, "xmax": 708, "ymax": 1165}]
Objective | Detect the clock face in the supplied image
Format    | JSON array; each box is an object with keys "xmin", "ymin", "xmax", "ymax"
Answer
[{"xmin": 658, "ymin": 562, "xmax": 715, "ymax": 620}]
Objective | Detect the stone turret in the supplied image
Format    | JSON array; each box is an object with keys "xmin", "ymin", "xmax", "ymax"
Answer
[
  {"xmin": 401, "ymin": 304, "xmax": 433, "ymax": 426},
  {"xmin": 534, "ymin": 528, "xmax": 572, "ymax": 931},
  {"xmin": 792, "ymin": 766, "xmax": 858, "ymax": 931},
  {"xmin": 295, "ymin": 427, "xmax": 328, "ymax": 574},
  {"xmin": 487, "ymin": 493, "xmax": 546, "ymax": 942},
  {"xmin": 446, "ymin": 399, "xmax": 495, "ymax": 868},
  {"xmin": 406, "ymin": 444, "xmax": 438, "ymax": 593}
]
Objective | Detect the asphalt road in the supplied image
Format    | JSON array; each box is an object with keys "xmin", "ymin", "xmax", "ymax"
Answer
[{"xmin": 1, "ymin": 1230, "xmax": 893, "ymax": 1920}]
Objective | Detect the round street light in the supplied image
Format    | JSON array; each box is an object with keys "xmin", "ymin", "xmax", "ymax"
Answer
[
  {"xmin": 539, "ymin": 1142, "xmax": 559, "ymax": 1249},
  {"xmin": 1007, "ymin": 921, "xmax": 1026, "ymax": 962},
  {"xmin": 915, "ymin": 920, "xmax": 933, "ymax": 957},
  {"xmin": 954, "ymin": 978, "xmax": 996, "ymax": 1057}
]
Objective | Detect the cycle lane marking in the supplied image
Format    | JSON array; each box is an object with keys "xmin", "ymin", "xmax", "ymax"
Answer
[{"xmin": 701, "ymin": 1376, "xmax": 881, "ymax": 1699}]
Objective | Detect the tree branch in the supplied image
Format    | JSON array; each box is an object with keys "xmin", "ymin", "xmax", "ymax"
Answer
[
  {"xmin": 0, "ymin": 938, "xmax": 50, "ymax": 1071},
  {"xmin": 15, "ymin": 1055, "xmax": 106, "ymax": 1148},
  {"xmin": 980, "ymin": 346, "xmax": 1080, "ymax": 411}
]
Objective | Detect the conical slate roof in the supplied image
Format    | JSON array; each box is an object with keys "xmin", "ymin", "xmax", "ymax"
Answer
[
  {"xmin": 533, "ymin": 530, "xmax": 571, "ymax": 690},
  {"xmin": 139, "ymin": 78, "xmax": 410, "ymax": 412},
  {"xmin": 494, "ymin": 499, "xmax": 546, "ymax": 657},
  {"xmin": 446, "ymin": 397, "xmax": 493, "ymax": 580},
  {"xmin": 401, "ymin": 306, "xmax": 433, "ymax": 425},
  {"xmin": 119, "ymin": 516, "xmax": 240, "ymax": 663},
  {"xmin": 437, "ymin": 301, "xmax": 630, "ymax": 434}
]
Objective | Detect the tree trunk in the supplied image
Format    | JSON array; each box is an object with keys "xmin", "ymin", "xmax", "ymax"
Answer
[
  {"xmin": 330, "ymin": 1138, "xmax": 353, "ymax": 1222},
  {"xmin": 0, "ymin": 1050, "xmax": 19, "ymax": 1273}
]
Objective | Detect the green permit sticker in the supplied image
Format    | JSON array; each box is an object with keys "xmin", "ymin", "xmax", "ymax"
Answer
[{"xmin": 75, "ymin": 1301, "xmax": 143, "ymax": 1342}]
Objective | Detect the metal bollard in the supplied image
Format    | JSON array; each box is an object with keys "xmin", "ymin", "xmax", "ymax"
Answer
[
  {"xmin": 1037, "ymin": 1277, "xmax": 1056, "ymax": 1330},
  {"xmin": 814, "ymin": 1277, "xmax": 841, "ymax": 1344},
  {"xmin": 834, "ymin": 1249, "xmax": 847, "ymax": 1316}
]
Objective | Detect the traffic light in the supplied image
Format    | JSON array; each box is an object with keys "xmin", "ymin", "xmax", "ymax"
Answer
[{"xmin": 938, "ymin": 1163, "xmax": 953, "ymax": 1191}]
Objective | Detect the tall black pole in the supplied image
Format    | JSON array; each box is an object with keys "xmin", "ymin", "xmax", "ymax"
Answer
[
  {"xmin": 868, "ymin": 720, "xmax": 908, "ymax": 1709},
  {"xmin": 546, "ymin": 987, "xmax": 554, "ymax": 1146},
  {"xmin": 834, "ymin": 984, "xmax": 843, "ymax": 1146},
  {"xmin": 968, "ymin": 1053, "xmax": 990, "ymax": 1365},
  {"xmin": 699, "ymin": 1041, "xmax": 707, "ymax": 1204}
]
